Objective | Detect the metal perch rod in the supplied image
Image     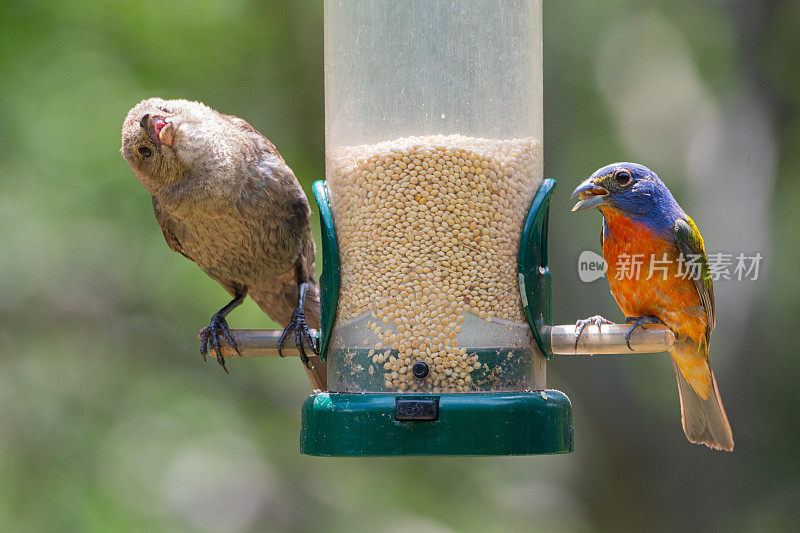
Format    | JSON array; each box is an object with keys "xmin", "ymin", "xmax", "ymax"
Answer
[
  {"xmin": 548, "ymin": 324, "xmax": 675, "ymax": 355},
  {"xmin": 216, "ymin": 324, "xmax": 675, "ymax": 358},
  {"xmin": 212, "ymin": 329, "xmax": 327, "ymax": 391},
  {"xmin": 212, "ymin": 329, "xmax": 321, "ymax": 358}
]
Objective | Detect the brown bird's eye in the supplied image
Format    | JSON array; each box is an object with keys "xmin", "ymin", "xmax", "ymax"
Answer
[
  {"xmin": 138, "ymin": 146, "xmax": 152, "ymax": 158},
  {"xmin": 615, "ymin": 170, "xmax": 632, "ymax": 186}
]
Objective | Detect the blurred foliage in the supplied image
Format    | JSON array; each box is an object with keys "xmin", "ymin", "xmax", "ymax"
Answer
[{"xmin": 0, "ymin": 0, "xmax": 798, "ymax": 531}]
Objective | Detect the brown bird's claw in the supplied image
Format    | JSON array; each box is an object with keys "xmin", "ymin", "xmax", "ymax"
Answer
[
  {"xmin": 277, "ymin": 307, "xmax": 318, "ymax": 367},
  {"xmin": 573, "ymin": 315, "xmax": 614, "ymax": 351},
  {"xmin": 624, "ymin": 315, "xmax": 664, "ymax": 350},
  {"xmin": 278, "ymin": 282, "xmax": 318, "ymax": 368},
  {"xmin": 199, "ymin": 313, "xmax": 239, "ymax": 373},
  {"xmin": 198, "ymin": 327, "xmax": 210, "ymax": 362}
]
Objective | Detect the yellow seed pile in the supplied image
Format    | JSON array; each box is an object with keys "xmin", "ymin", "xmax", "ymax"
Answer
[{"xmin": 327, "ymin": 134, "xmax": 542, "ymax": 391}]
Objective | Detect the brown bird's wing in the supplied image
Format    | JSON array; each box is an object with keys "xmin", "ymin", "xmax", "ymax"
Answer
[
  {"xmin": 221, "ymin": 112, "xmax": 316, "ymax": 283},
  {"xmin": 217, "ymin": 113, "xmax": 320, "ymax": 327},
  {"xmin": 246, "ymin": 152, "xmax": 320, "ymax": 326},
  {"xmin": 152, "ymin": 195, "xmax": 193, "ymax": 261},
  {"xmin": 218, "ymin": 112, "xmax": 324, "ymax": 387}
]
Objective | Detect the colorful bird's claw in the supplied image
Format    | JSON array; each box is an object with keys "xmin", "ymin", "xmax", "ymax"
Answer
[
  {"xmin": 278, "ymin": 307, "xmax": 318, "ymax": 367},
  {"xmin": 573, "ymin": 315, "xmax": 614, "ymax": 352},
  {"xmin": 199, "ymin": 313, "xmax": 239, "ymax": 373},
  {"xmin": 624, "ymin": 316, "xmax": 664, "ymax": 350}
]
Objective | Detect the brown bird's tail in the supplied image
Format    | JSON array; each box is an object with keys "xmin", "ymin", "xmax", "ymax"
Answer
[{"xmin": 669, "ymin": 338, "xmax": 733, "ymax": 451}]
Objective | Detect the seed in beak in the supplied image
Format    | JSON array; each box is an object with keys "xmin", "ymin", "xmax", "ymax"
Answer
[{"xmin": 158, "ymin": 120, "xmax": 177, "ymax": 146}]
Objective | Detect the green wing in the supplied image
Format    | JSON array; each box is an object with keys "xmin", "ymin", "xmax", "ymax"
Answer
[{"xmin": 674, "ymin": 217, "xmax": 715, "ymax": 341}]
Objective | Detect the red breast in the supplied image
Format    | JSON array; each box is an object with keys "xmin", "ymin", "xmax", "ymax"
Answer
[{"xmin": 602, "ymin": 208, "xmax": 707, "ymax": 344}]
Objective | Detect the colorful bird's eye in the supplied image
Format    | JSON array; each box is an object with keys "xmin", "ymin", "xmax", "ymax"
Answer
[
  {"xmin": 614, "ymin": 170, "xmax": 632, "ymax": 186},
  {"xmin": 138, "ymin": 146, "xmax": 152, "ymax": 158}
]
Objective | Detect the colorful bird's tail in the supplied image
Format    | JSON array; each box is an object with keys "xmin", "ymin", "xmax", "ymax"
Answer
[{"xmin": 670, "ymin": 339, "xmax": 733, "ymax": 451}]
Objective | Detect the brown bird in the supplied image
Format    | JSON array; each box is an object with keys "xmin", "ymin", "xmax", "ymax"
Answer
[{"xmin": 121, "ymin": 97, "xmax": 320, "ymax": 378}]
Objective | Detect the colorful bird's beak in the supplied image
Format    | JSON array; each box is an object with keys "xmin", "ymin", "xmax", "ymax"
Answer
[
  {"xmin": 139, "ymin": 114, "xmax": 180, "ymax": 146},
  {"xmin": 570, "ymin": 178, "xmax": 609, "ymax": 212}
]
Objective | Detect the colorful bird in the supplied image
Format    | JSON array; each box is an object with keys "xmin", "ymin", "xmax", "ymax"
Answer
[{"xmin": 571, "ymin": 162, "xmax": 733, "ymax": 451}]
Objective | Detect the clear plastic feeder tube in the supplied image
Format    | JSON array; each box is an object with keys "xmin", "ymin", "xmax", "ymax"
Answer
[{"xmin": 325, "ymin": 0, "xmax": 543, "ymax": 393}]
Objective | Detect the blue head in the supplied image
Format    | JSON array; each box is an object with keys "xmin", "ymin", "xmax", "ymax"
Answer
[{"xmin": 570, "ymin": 162, "xmax": 685, "ymax": 230}]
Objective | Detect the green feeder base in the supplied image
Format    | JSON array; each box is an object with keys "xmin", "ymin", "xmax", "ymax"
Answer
[{"xmin": 300, "ymin": 391, "xmax": 573, "ymax": 456}]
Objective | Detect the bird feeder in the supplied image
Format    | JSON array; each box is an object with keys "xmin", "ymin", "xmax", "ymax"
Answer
[
  {"xmin": 301, "ymin": 0, "xmax": 573, "ymax": 456},
  {"xmin": 215, "ymin": 0, "xmax": 676, "ymax": 456}
]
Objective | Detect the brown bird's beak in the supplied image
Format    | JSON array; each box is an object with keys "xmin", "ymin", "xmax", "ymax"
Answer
[
  {"xmin": 570, "ymin": 178, "xmax": 608, "ymax": 211},
  {"xmin": 139, "ymin": 114, "xmax": 180, "ymax": 146}
]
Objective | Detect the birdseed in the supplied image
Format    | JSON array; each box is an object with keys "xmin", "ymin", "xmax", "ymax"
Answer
[{"xmin": 327, "ymin": 134, "xmax": 542, "ymax": 391}]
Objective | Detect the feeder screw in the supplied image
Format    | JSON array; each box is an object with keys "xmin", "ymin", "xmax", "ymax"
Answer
[{"xmin": 412, "ymin": 362, "xmax": 429, "ymax": 379}]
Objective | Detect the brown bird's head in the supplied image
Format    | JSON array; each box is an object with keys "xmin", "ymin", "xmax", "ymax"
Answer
[{"xmin": 121, "ymin": 97, "xmax": 262, "ymax": 194}]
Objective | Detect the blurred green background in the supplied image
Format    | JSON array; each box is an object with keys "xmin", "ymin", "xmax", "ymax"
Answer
[{"xmin": 1, "ymin": 0, "xmax": 798, "ymax": 531}]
